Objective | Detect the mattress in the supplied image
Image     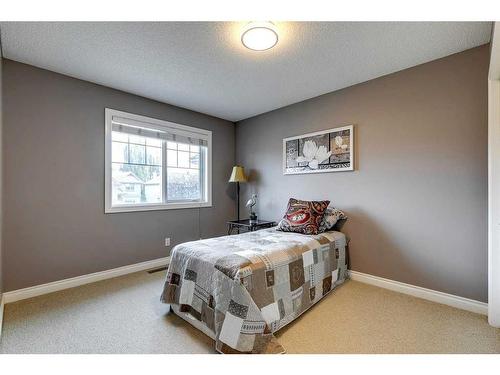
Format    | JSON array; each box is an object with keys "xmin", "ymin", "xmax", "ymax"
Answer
[{"xmin": 161, "ymin": 227, "xmax": 348, "ymax": 354}]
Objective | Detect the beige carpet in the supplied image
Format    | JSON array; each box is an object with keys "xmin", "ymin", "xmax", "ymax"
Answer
[{"xmin": 1, "ymin": 270, "xmax": 499, "ymax": 354}]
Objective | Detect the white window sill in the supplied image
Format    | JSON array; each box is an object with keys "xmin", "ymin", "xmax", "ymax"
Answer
[{"xmin": 105, "ymin": 201, "xmax": 212, "ymax": 213}]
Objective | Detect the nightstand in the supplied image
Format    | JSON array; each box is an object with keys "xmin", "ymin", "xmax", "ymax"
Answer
[{"xmin": 227, "ymin": 219, "xmax": 276, "ymax": 235}]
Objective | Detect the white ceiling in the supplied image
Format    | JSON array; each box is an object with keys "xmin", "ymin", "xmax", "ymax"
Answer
[{"xmin": 0, "ymin": 22, "xmax": 492, "ymax": 122}]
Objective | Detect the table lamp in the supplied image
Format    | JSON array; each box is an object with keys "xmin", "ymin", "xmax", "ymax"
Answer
[{"xmin": 228, "ymin": 165, "xmax": 247, "ymax": 221}]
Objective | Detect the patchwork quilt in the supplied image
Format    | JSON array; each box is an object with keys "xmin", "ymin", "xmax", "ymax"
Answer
[{"xmin": 161, "ymin": 227, "xmax": 348, "ymax": 354}]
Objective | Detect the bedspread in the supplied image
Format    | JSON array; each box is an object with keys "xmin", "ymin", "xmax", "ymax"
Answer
[{"xmin": 161, "ymin": 227, "xmax": 347, "ymax": 354}]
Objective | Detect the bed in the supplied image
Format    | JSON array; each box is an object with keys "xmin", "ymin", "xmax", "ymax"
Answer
[{"xmin": 161, "ymin": 227, "xmax": 348, "ymax": 354}]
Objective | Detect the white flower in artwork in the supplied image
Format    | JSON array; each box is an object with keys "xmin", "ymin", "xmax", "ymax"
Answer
[
  {"xmin": 296, "ymin": 140, "xmax": 332, "ymax": 169},
  {"xmin": 335, "ymin": 136, "xmax": 348, "ymax": 150}
]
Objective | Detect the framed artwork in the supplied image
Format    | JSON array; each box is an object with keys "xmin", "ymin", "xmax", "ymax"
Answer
[{"xmin": 283, "ymin": 125, "xmax": 354, "ymax": 175}]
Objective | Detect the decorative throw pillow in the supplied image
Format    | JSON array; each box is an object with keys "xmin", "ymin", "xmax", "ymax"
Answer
[
  {"xmin": 276, "ymin": 198, "xmax": 330, "ymax": 235},
  {"xmin": 318, "ymin": 207, "xmax": 348, "ymax": 233}
]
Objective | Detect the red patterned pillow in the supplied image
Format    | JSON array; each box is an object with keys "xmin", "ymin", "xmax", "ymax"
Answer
[{"xmin": 277, "ymin": 198, "xmax": 330, "ymax": 235}]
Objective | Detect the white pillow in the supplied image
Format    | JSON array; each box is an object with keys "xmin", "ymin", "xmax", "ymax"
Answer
[{"xmin": 318, "ymin": 207, "xmax": 347, "ymax": 232}]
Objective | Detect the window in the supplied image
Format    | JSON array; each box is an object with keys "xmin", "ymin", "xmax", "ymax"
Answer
[{"xmin": 105, "ymin": 109, "xmax": 212, "ymax": 213}]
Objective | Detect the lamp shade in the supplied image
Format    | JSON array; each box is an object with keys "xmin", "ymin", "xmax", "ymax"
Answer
[{"xmin": 229, "ymin": 166, "xmax": 247, "ymax": 183}]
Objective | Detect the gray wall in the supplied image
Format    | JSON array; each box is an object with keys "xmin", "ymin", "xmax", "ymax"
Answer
[
  {"xmin": 236, "ymin": 45, "xmax": 489, "ymax": 302},
  {"xmin": 0, "ymin": 54, "xmax": 3, "ymax": 298},
  {"xmin": 2, "ymin": 60, "xmax": 235, "ymax": 291}
]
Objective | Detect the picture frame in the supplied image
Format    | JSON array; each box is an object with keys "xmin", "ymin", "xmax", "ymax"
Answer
[{"xmin": 283, "ymin": 125, "xmax": 354, "ymax": 175}]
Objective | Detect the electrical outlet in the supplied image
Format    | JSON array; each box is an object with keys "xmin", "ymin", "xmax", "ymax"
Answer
[{"xmin": 165, "ymin": 237, "xmax": 171, "ymax": 247}]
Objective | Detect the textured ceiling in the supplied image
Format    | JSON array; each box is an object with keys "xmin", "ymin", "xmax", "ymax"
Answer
[{"xmin": 0, "ymin": 22, "xmax": 492, "ymax": 121}]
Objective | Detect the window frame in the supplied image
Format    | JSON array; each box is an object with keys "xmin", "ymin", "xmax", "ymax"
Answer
[{"xmin": 104, "ymin": 108, "xmax": 212, "ymax": 213}]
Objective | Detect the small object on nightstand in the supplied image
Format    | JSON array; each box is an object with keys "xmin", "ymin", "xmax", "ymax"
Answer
[
  {"xmin": 246, "ymin": 194, "xmax": 258, "ymax": 223},
  {"xmin": 227, "ymin": 219, "xmax": 276, "ymax": 235}
]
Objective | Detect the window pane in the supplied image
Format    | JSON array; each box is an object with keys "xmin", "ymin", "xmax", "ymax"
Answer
[
  {"xmin": 146, "ymin": 138, "xmax": 162, "ymax": 147},
  {"xmin": 146, "ymin": 146, "xmax": 162, "ymax": 166},
  {"xmin": 112, "ymin": 131, "xmax": 128, "ymax": 142},
  {"xmin": 167, "ymin": 149, "xmax": 177, "ymax": 167},
  {"xmin": 143, "ymin": 168, "xmax": 162, "ymax": 204},
  {"xmin": 167, "ymin": 168, "xmax": 200, "ymax": 201},
  {"xmin": 112, "ymin": 164, "xmax": 162, "ymax": 205},
  {"xmin": 190, "ymin": 152, "xmax": 199, "ymax": 169},
  {"xmin": 178, "ymin": 143, "xmax": 190, "ymax": 152},
  {"xmin": 129, "ymin": 134, "xmax": 146, "ymax": 145},
  {"xmin": 112, "ymin": 141, "xmax": 128, "ymax": 163},
  {"xmin": 107, "ymin": 111, "xmax": 210, "ymax": 211},
  {"xmin": 178, "ymin": 151, "xmax": 190, "ymax": 168},
  {"xmin": 129, "ymin": 144, "xmax": 146, "ymax": 164}
]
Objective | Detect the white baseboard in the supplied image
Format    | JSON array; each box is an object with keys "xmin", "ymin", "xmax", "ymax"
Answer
[
  {"xmin": 349, "ymin": 270, "xmax": 488, "ymax": 315},
  {"xmin": 3, "ymin": 257, "xmax": 170, "ymax": 304}
]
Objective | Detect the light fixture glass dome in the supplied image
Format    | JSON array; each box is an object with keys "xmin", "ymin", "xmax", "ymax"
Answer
[{"xmin": 241, "ymin": 22, "xmax": 278, "ymax": 51}]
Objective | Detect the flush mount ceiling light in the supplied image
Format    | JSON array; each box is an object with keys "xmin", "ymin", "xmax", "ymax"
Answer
[{"xmin": 241, "ymin": 22, "xmax": 278, "ymax": 51}]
